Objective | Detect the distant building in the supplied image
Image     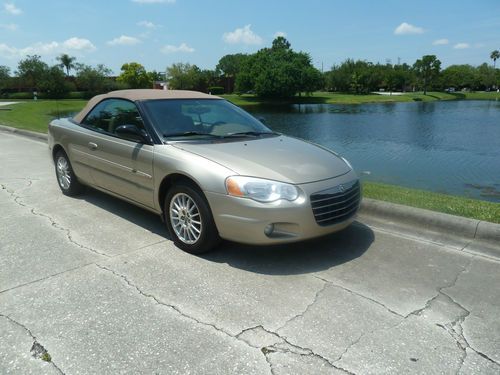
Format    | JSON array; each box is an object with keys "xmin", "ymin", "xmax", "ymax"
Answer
[{"xmin": 153, "ymin": 81, "xmax": 168, "ymax": 90}]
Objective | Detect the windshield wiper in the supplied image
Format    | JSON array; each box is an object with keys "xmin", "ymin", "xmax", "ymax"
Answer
[
  {"xmin": 224, "ymin": 131, "xmax": 280, "ymax": 138},
  {"xmin": 163, "ymin": 131, "xmax": 221, "ymax": 138}
]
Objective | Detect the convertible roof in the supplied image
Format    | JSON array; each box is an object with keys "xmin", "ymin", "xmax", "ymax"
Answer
[{"xmin": 73, "ymin": 89, "xmax": 221, "ymax": 123}]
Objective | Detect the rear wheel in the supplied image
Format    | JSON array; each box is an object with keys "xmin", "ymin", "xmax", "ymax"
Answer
[
  {"xmin": 54, "ymin": 150, "xmax": 85, "ymax": 196},
  {"xmin": 165, "ymin": 183, "xmax": 220, "ymax": 254}
]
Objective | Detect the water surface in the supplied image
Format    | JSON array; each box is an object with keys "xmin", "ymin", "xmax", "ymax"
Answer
[{"xmin": 245, "ymin": 100, "xmax": 500, "ymax": 202}]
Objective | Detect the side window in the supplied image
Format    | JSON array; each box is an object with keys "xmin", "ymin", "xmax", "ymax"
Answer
[{"xmin": 82, "ymin": 99, "xmax": 146, "ymax": 137}]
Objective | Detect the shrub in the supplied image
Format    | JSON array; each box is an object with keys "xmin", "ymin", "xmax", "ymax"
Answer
[
  {"xmin": 208, "ymin": 86, "xmax": 224, "ymax": 95},
  {"xmin": 67, "ymin": 91, "xmax": 88, "ymax": 99},
  {"xmin": 9, "ymin": 92, "xmax": 43, "ymax": 99}
]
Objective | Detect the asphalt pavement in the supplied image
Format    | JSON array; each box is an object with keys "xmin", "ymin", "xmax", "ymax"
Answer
[{"xmin": 1, "ymin": 131, "xmax": 499, "ymax": 374}]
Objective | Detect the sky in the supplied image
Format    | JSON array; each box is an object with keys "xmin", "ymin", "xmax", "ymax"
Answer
[{"xmin": 1, "ymin": 0, "xmax": 499, "ymax": 74}]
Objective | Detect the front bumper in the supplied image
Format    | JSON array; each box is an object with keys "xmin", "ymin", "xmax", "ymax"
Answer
[{"xmin": 205, "ymin": 170, "xmax": 360, "ymax": 245}]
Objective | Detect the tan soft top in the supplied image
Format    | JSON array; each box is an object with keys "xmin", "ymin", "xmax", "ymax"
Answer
[{"xmin": 73, "ymin": 89, "xmax": 221, "ymax": 123}]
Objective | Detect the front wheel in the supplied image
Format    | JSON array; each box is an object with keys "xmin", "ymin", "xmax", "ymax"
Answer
[
  {"xmin": 165, "ymin": 183, "xmax": 220, "ymax": 254},
  {"xmin": 54, "ymin": 150, "xmax": 85, "ymax": 196}
]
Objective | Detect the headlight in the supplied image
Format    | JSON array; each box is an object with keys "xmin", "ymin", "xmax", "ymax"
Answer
[{"xmin": 225, "ymin": 176, "xmax": 299, "ymax": 202}]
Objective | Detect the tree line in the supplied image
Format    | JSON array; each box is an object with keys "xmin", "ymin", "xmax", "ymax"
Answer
[{"xmin": 1, "ymin": 38, "xmax": 499, "ymax": 99}]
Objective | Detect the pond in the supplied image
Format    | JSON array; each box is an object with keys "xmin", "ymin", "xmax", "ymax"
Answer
[{"xmin": 244, "ymin": 100, "xmax": 500, "ymax": 203}]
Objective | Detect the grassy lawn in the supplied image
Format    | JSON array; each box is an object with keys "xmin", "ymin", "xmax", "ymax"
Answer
[
  {"xmin": 363, "ymin": 181, "xmax": 500, "ymax": 224},
  {"xmin": 0, "ymin": 100, "xmax": 86, "ymax": 133},
  {"xmin": 222, "ymin": 91, "xmax": 500, "ymax": 106}
]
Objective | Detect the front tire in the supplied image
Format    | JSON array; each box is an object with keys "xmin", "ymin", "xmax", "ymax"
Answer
[
  {"xmin": 165, "ymin": 183, "xmax": 220, "ymax": 254},
  {"xmin": 54, "ymin": 150, "xmax": 85, "ymax": 196}
]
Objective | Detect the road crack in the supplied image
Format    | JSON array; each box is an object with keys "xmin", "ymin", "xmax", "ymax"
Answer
[
  {"xmin": 96, "ymin": 264, "xmax": 356, "ymax": 374},
  {"xmin": 313, "ymin": 276, "xmax": 404, "ymax": 318},
  {"xmin": 238, "ymin": 325, "xmax": 356, "ymax": 374},
  {"xmin": 0, "ymin": 313, "xmax": 65, "ymax": 374},
  {"xmin": 95, "ymin": 264, "xmax": 231, "ymax": 334},
  {"xmin": 1, "ymin": 183, "xmax": 109, "ymax": 258},
  {"xmin": 274, "ymin": 279, "xmax": 329, "ymax": 333}
]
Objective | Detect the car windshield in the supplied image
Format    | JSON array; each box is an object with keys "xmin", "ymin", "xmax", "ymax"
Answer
[{"xmin": 141, "ymin": 99, "xmax": 276, "ymax": 140}]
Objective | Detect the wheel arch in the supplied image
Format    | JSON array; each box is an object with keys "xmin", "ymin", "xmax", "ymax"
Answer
[
  {"xmin": 158, "ymin": 173, "xmax": 206, "ymax": 219},
  {"xmin": 52, "ymin": 144, "xmax": 67, "ymax": 162}
]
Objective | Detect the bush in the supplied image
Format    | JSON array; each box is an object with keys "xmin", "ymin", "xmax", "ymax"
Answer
[
  {"xmin": 8, "ymin": 92, "xmax": 46, "ymax": 99},
  {"xmin": 67, "ymin": 91, "xmax": 88, "ymax": 99},
  {"xmin": 208, "ymin": 86, "xmax": 224, "ymax": 95}
]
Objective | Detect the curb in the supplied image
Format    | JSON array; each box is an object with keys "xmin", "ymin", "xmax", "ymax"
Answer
[
  {"xmin": 1, "ymin": 124, "xmax": 499, "ymax": 258},
  {"xmin": 0, "ymin": 124, "xmax": 48, "ymax": 142},
  {"xmin": 359, "ymin": 198, "xmax": 500, "ymax": 259}
]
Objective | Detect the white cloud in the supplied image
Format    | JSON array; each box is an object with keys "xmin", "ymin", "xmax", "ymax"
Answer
[
  {"xmin": 137, "ymin": 20, "xmax": 161, "ymax": 28},
  {"xmin": 62, "ymin": 37, "xmax": 96, "ymax": 51},
  {"xmin": 432, "ymin": 38, "xmax": 449, "ymax": 45},
  {"xmin": 0, "ymin": 23, "xmax": 18, "ymax": 31},
  {"xmin": 107, "ymin": 35, "xmax": 141, "ymax": 46},
  {"xmin": 4, "ymin": 2, "xmax": 22, "ymax": 15},
  {"xmin": 0, "ymin": 37, "xmax": 96, "ymax": 59},
  {"xmin": 131, "ymin": 0, "xmax": 175, "ymax": 3},
  {"xmin": 161, "ymin": 42, "xmax": 194, "ymax": 54},
  {"xmin": 223, "ymin": 24, "xmax": 263, "ymax": 45},
  {"xmin": 394, "ymin": 22, "xmax": 424, "ymax": 35},
  {"xmin": 453, "ymin": 43, "xmax": 470, "ymax": 49},
  {"xmin": 0, "ymin": 43, "xmax": 17, "ymax": 58},
  {"xmin": 20, "ymin": 41, "xmax": 59, "ymax": 55},
  {"xmin": 274, "ymin": 31, "xmax": 287, "ymax": 38}
]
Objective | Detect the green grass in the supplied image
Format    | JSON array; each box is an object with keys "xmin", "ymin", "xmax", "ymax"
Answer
[
  {"xmin": 222, "ymin": 91, "xmax": 500, "ymax": 106},
  {"xmin": 0, "ymin": 99, "xmax": 86, "ymax": 133},
  {"xmin": 363, "ymin": 181, "xmax": 500, "ymax": 224}
]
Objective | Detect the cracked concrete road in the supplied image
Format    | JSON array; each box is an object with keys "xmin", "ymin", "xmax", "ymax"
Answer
[{"xmin": 1, "ymin": 131, "xmax": 499, "ymax": 375}]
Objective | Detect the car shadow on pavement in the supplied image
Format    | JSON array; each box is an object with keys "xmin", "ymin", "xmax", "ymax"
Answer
[
  {"xmin": 77, "ymin": 188, "xmax": 169, "ymax": 238},
  {"xmin": 74, "ymin": 188, "xmax": 373, "ymax": 276},
  {"xmin": 203, "ymin": 222, "xmax": 374, "ymax": 275}
]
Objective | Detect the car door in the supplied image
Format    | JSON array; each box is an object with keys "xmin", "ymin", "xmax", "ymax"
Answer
[{"xmin": 80, "ymin": 99, "xmax": 155, "ymax": 209}]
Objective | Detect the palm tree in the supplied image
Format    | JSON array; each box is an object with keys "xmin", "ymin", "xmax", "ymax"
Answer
[
  {"xmin": 57, "ymin": 54, "xmax": 76, "ymax": 76},
  {"xmin": 490, "ymin": 50, "xmax": 500, "ymax": 69}
]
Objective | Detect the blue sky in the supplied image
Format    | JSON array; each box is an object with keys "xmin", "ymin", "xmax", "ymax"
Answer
[{"xmin": 1, "ymin": 0, "xmax": 499, "ymax": 74}]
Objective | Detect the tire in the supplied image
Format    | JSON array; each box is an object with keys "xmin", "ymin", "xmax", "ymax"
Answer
[
  {"xmin": 165, "ymin": 183, "xmax": 220, "ymax": 254},
  {"xmin": 54, "ymin": 150, "xmax": 85, "ymax": 196}
]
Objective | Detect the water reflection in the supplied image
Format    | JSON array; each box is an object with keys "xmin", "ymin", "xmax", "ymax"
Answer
[{"xmin": 245, "ymin": 100, "xmax": 500, "ymax": 203}]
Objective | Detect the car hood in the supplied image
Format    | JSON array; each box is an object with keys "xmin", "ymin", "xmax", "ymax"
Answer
[{"xmin": 171, "ymin": 135, "xmax": 351, "ymax": 184}]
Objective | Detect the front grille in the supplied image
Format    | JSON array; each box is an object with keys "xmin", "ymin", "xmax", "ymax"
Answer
[{"xmin": 310, "ymin": 180, "xmax": 361, "ymax": 226}]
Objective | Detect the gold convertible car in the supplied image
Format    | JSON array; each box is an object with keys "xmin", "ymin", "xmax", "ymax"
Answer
[{"xmin": 48, "ymin": 89, "xmax": 361, "ymax": 253}]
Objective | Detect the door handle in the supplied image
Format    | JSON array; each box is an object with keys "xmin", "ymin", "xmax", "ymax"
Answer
[{"xmin": 88, "ymin": 142, "xmax": 98, "ymax": 150}]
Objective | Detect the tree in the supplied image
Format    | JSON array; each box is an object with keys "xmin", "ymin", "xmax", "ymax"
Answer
[
  {"xmin": 117, "ymin": 62, "xmax": 151, "ymax": 89},
  {"xmin": 490, "ymin": 50, "xmax": 500, "ymax": 69},
  {"xmin": 166, "ymin": 63, "xmax": 203, "ymax": 90},
  {"xmin": 39, "ymin": 65, "xmax": 71, "ymax": 98},
  {"xmin": 440, "ymin": 65, "xmax": 476, "ymax": 90},
  {"xmin": 0, "ymin": 65, "xmax": 10, "ymax": 92},
  {"xmin": 272, "ymin": 36, "xmax": 291, "ymax": 50},
  {"xmin": 17, "ymin": 55, "xmax": 48, "ymax": 91},
  {"xmin": 75, "ymin": 63, "xmax": 113, "ymax": 95},
  {"xmin": 216, "ymin": 53, "xmax": 248, "ymax": 93},
  {"xmin": 57, "ymin": 54, "xmax": 76, "ymax": 76},
  {"xmin": 476, "ymin": 63, "xmax": 496, "ymax": 90},
  {"xmin": 235, "ymin": 37, "xmax": 323, "ymax": 98},
  {"xmin": 413, "ymin": 55, "xmax": 441, "ymax": 95}
]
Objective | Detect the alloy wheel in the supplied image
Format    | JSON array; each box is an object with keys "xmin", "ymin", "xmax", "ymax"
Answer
[{"xmin": 169, "ymin": 192, "xmax": 202, "ymax": 244}]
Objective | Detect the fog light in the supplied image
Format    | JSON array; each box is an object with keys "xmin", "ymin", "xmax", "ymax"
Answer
[{"xmin": 264, "ymin": 224, "xmax": 274, "ymax": 236}]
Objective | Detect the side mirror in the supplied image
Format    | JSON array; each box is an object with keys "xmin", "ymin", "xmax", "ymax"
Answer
[{"xmin": 115, "ymin": 124, "xmax": 149, "ymax": 143}]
